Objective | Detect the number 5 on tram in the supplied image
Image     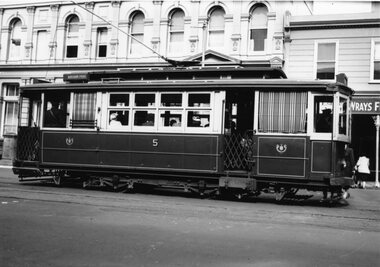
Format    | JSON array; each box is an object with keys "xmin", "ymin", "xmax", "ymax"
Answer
[{"xmin": 13, "ymin": 68, "xmax": 354, "ymax": 202}]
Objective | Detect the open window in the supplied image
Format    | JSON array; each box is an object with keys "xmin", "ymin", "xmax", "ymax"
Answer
[
  {"xmin": 333, "ymin": 93, "xmax": 350, "ymax": 142},
  {"xmin": 43, "ymin": 92, "xmax": 70, "ymax": 128}
]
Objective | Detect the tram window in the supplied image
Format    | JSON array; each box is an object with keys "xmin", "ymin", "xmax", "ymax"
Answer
[
  {"xmin": 314, "ymin": 96, "xmax": 333, "ymax": 133},
  {"xmin": 72, "ymin": 93, "xmax": 96, "ymax": 128},
  {"xmin": 339, "ymin": 97, "xmax": 347, "ymax": 135},
  {"xmin": 109, "ymin": 94, "xmax": 129, "ymax": 107},
  {"xmin": 161, "ymin": 93, "xmax": 182, "ymax": 107},
  {"xmin": 187, "ymin": 111, "xmax": 210, "ymax": 128},
  {"xmin": 188, "ymin": 93, "xmax": 210, "ymax": 107},
  {"xmin": 159, "ymin": 110, "xmax": 182, "ymax": 127},
  {"xmin": 135, "ymin": 93, "xmax": 155, "ymax": 107},
  {"xmin": 258, "ymin": 92, "xmax": 307, "ymax": 133},
  {"xmin": 43, "ymin": 93, "xmax": 69, "ymax": 128},
  {"xmin": 134, "ymin": 111, "xmax": 155, "ymax": 126}
]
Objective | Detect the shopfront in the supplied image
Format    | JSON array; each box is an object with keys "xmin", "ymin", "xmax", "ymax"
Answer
[{"xmin": 351, "ymin": 97, "xmax": 380, "ymax": 187}]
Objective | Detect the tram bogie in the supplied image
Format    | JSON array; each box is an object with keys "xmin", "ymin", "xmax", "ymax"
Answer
[{"xmin": 13, "ymin": 67, "xmax": 354, "ymax": 202}]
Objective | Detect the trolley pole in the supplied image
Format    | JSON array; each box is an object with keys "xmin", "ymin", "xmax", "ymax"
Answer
[{"xmin": 374, "ymin": 115, "xmax": 380, "ymax": 188}]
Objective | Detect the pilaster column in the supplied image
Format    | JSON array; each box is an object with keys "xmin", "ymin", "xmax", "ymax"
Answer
[
  {"xmin": 189, "ymin": 0, "xmax": 200, "ymax": 54},
  {"xmin": 25, "ymin": 6, "xmax": 36, "ymax": 61},
  {"xmin": 83, "ymin": 2, "xmax": 94, "ymax": 58},
  {"xmin": 48, "ymin": 4, "xmax": 60, "ymax": 61},
  {"xmin": 152, "ymin": 0, "xmax": 163, "ymax": 53},
  {"xmin": 110, "ymin": 1, "xmax": 121, "ymax": 58}
]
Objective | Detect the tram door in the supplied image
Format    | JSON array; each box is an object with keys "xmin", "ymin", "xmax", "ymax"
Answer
[{"xmin": 224, "ymin": 90, "xmax": 255, "ymax": 170}]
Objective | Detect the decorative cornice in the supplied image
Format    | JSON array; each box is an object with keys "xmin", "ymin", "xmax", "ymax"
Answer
[
  {"xmin": 286, "ymin": 13, "xmax": 380, "ymax": 31},
  {"xmin": 26, "ymin": 6, "xmax": 36, "ymax": 14},
  {"xmin": 50, "ymin": 4, "xmax": 60, "ymax": 12},
  {"xmin": 111, "ymin": 1, "xmax": 121, "ymax": 8}
]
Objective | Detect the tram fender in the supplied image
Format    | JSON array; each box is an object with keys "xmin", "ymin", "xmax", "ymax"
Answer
[
  {"xmin": 219, "ymin": 177, "xmax": 257, "ymax": 191},
  {"xmin": 329, "ymin": 176, "xmax": 354, "ymax": 187}
]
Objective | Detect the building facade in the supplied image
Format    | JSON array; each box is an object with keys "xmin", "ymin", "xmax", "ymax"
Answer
[
  {"xmin": 284, "ymin": 2, "xmax": 380, "ymax": 180},
  {"xmin": 0, "ymin": 0, "xmax": 379, "ymax": 178}
]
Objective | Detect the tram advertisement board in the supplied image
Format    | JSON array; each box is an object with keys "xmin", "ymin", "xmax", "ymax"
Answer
[{"xmin": 351, "ymin": 98, "xmax": 380, "ymax": 114}]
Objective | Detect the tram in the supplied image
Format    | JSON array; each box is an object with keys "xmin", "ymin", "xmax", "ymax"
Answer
[{"xmin": 13, "ymin": 67, "xmax": 354, "ymax": 201}]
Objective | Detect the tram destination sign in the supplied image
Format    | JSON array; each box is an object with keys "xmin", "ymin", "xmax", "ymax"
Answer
[{"xmin": 351, "ymin": 98, "xmax": 380, "ymax": 114}]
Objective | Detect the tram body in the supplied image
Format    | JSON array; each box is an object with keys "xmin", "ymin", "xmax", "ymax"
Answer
[{"xmin": 13, "ymin": 67, "xmax": 354, "ymax": 200}]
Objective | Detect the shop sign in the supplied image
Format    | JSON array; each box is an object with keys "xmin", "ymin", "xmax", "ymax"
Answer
[{"xmin": 351, "ymin": 98, "xmax": 380, "ymax": 114}]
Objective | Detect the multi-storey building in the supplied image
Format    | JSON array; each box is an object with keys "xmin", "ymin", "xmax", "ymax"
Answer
[{"xmin": 0, "ymin": 0, "xmax": 379, "ymax": 180}]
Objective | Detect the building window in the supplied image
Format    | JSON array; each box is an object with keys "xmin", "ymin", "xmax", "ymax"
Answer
[
  {"xmin": 208, "ymin": 7, "xmax": 225, "ymax": 49},
  {"xmin": 65, "ymin": 15, "xmax": 80, "ymax": 58},
  {"xmin": 249, "ymin": 4, "xmax": 268, "ymax": 52},
  {"xmin": 371, "ymin": 40, "xmax": 380, "ymax": 81},
  {"xmin": 97, "ymin": 28, "xmax": 108, "ymax": 58},
  {"xmin": 168, "ymin": 9, "xmax": 185, "ymax": 54},
  {"xmin": 8, "ymin": 19, "xmax": 22, "ymax": 61},
  {"xmin": 258, "ymin": 92, "xmax": 307, "ymax": 134},
  {"xmin": 36, "ymin": 30, "xmax": 49, "ymax": 61},
  {"xmin": 316, "ymin": 42, "xmax": 337, "ymax": 80},
  {"xmin": 129, "ymin": 12, "xmax": 144, "ymax": 55},
  {"xmin": 2, "ymin": 84, "xmax": 19, "ymax": 136}
]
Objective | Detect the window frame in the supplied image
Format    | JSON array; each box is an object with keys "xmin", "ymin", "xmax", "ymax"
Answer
[
  {"xmin": 207, "ymin": 7, "xmax": 225, "ymax": 49},
  {"xmin": 314, "ymin": 40, "xmax": 339, "ymax": 81},
  {"xmin": 168, "ymin": 9, "xmax": 185, "ymax": 54},
  {"xmin": 65, "ymin": 15, "xmax": 80, "ymax": 59},
  {"xmin": 1, "ymin": 83, "xmax": 20, "ymax": 137},
  {"xmin": 8, "ymin": 19, "xmax": 23, "ymax": 61},
  {"xmin": 96, "ymin": 27, "xmax": 108, "ymax": 58},
  {"xmin": 129, "ymin": 11, "xmax": 145, "ymax": 55},
  {"xmin": 370, "ymin": 38, "xmax": 380, "ymax": 83},
  {"xmin": 249, "ymin": 4, "xmax": 268, "ymax": 53}
]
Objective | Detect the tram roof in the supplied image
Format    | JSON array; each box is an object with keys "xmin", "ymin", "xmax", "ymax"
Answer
[{"xmin": 22, "ymin": 67, "xmax": 353, "ymax": 95}]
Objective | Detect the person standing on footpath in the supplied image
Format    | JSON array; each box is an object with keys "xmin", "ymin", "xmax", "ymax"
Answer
[{"xmin": 355, "ymin": 153, "xmax": 370, "ymax": 189}]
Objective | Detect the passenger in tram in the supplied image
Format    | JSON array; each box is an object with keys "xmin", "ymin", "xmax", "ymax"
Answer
[
  {"xmin": 316, "ymin": 108, "xmax": 332, "ymax": 132},
  {"xmin": 169, "ymin": 119, "xmax": 180, "ymax": 127},
  {"xmin": 142, "ymin": 114, "xmax": 155, "ymax": 126},
  {"xmin": 44, "ymin": 101, "xmax": 66, "ymax": 127},
  {"xmin": 109, "ymin": 112, "xmax": 122, "ymax": 127}
]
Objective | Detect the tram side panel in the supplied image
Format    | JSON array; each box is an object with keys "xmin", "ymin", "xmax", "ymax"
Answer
[
  {"xmin": 40, "ymin": 131, "xmax": 223, "ymax": 175},
  {"xmin": 252, "ymin": 135, "xmax": 310, "ymax": 180}
]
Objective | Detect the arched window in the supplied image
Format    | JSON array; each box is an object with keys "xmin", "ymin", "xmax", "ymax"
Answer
[
  {"xmin": 65, "ymin": 15, "xmax": 80, "ymax": 58},
  {"xmin": 129, "ymin": 12, "xmax": 145, "ymax": 55},
  {"xmin": 208, "ymin": 7, "xmax": 225, "ymax": 49},
  {"xmin": 97, "ymin": 27, "xmax": 108, "ymax": 58},
  {"xmin": 168, "ymin": 9, "xmax": 185, "ymax": 53},
  {"xmin": 8, "ymin": 19, "xmax": 22, "ymax": 60},
  {"xmin": 249, "ymin": 4, "xmax": 268, "ymax": 52}
]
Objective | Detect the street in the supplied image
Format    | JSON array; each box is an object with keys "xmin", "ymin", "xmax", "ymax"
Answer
[{"xmin": 0, "ymin": 167, "xmax": 379, "ymax": 267}]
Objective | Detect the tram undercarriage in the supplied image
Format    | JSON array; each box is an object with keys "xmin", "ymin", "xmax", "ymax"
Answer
[{"xmin": 13, "ymin": 160, "xmax": 351, "ymax": 203}]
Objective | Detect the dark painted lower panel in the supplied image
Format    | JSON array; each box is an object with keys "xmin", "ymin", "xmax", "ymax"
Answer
[{"xmin": 258, "ymin": 158, "xmax": 305, "ymax": 177}]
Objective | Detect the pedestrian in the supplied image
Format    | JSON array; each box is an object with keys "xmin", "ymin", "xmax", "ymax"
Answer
[
  {"xmin": 341, "ymin": 144, "xmax": 355, "ymax": 199},
  {"xmin": 355, "ymin": 153, "xmax": 370, "ymax": 189}
]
